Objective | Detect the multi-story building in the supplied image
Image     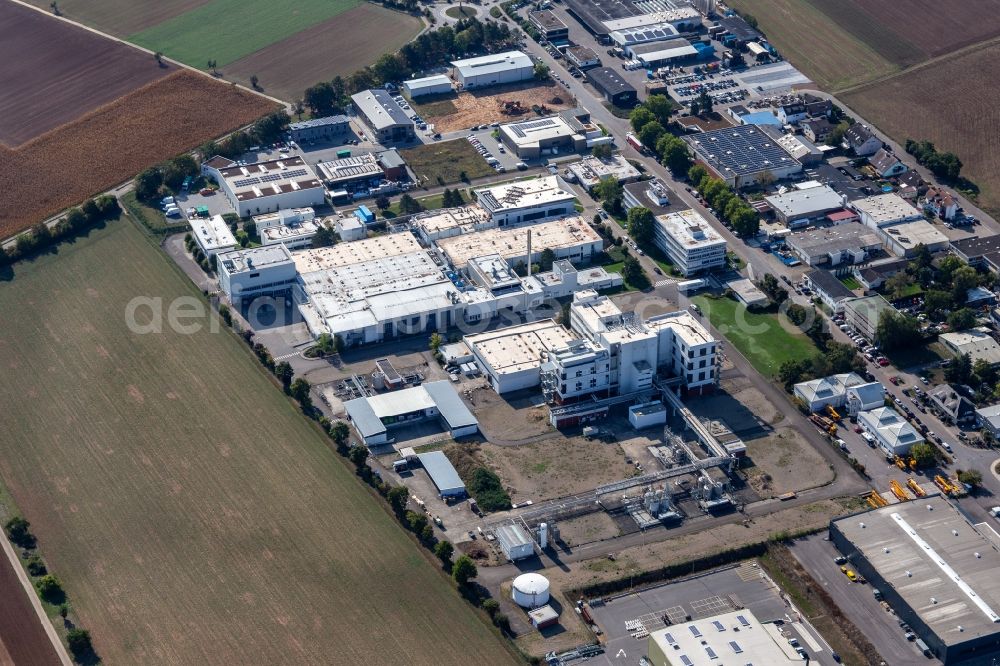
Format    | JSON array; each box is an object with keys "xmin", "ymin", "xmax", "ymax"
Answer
[
  {"xmin": 204, "ymin": 155, "xmax": 325, "ymax": 218},
  {"xmin": 217, "ymin": 245, "xmax": 298, "ymax": 303},
  {"xmin": 844, "ymin": 294, "xmax": 896, "ymax": 342},
  {"xmin": 473, "ymin": 176, "xmax": 576, "ymax": 225},
  {"xmin": 190, "ymin": 214, "xmax": 237, "ymax": 257},
  {"xmin": 540, "ymin": 339, "xmax": 614, "ymax": 402},
  {"xmin": 653, "ymin": 209, "xmax": 727, "ymax": 276},
  {"xmin": 529, "ymin": 10, "xmax": 569, "ymax": 42}
]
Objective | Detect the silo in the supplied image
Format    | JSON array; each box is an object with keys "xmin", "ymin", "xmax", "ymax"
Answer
[{"xmin": 511, "ymin": 573, "xmax": 550, "ymax": 608}]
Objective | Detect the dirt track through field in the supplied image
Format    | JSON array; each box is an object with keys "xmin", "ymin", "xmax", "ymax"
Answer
[{"xmin": 0, "ymin": 1, "xmax": 172, "ymax": 146}]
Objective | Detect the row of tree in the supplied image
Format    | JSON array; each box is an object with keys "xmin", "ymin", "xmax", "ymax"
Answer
[
  {"xmin": 2, "ymin": 195, "xmax": 120, "ymax": 266},
  {"xmin": 780, "ymin": 341, "xmax": 865, "ymax": 390},
  {"xmin": 687, "ymin": 165, "xmax": 760, "ymax": 237},
  {"xmin": 302, "ymin": 18, "xmax": 515, "ymax": 117},
  {"xmin": 628, "ymin": 96, "xmax": 694, "ymax": 175},
  {"xmin": 905, "ymin": 139, "xmax": 963, "ymax": 182}
]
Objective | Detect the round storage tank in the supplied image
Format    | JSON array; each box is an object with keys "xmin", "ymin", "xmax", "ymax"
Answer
[{"xmin": 511, "ymin": 573, "xmax": 550, "ymax": 608}]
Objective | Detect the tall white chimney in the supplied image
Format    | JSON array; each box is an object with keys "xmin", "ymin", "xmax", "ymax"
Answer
[{"xmin": 527, "ymin": 229, "xmax": 532, "ymax": 278}]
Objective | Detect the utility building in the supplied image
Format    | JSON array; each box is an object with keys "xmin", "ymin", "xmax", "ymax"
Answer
[
  {"xmin": 351, "ymin": 89, "xmax": 415, "ymax": 143},
  {"xmin": 205, "ymin": 155, "xmax": 325, "ymax": 217},
  {"xmin": 830, "ymin": 496, "xmax": 1000, "ymax": 664},
  {"xmin": 451, "ymin": 51, "xmax": 534, "ymax": 89}
]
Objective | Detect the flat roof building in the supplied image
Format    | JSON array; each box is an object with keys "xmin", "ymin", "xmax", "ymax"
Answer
[
  {"xmin": 564, "ymin": 0, "xmax": 700, "ymax": 40},
  {"xmin": 217, "ymin": 244, "xmax": 297, "ymax": 302},
  {"xmin": 727, "ymin": 277, "xmax": 768, "ymax": 308},
  {"xmin": 629, "ymin": 39, "xmax": 699, "ymax": 67},
  {"xmin": 413, "ymin": 205, "xmax": 495, "ymax": 243},
  {"xmin": 529, "ymin": 10, "xmax": 569, "ymax": 41},
  {"xmin": 417, "ymin": 450, "xmax": 468, "ymax": 497},
  {"xmin": 793, "ymin": 371, "xmax": 865, "ymax": 413},
  {"xmin": 623, "ymin": 178, "xmax": 680, "ymax": 216},
  {"xmin": 653, "ymin": 209, "xmax": 727, "ymax": 276},
  {"xmin": 343, "ymin": 380, "xmax": 478, "ymax": 447},
  {"xmin": 565, "ymin": 45, "xmax": 601, "ymax": 70},
  {"xmin": 940, "ymin": 329, "xmax": 1000, "ymax": 366},
  {"xmin": 648, "ymin": 609, "xmax": 801, "ymax": 666},
  {"xmin": 498, "ymin": 115, "xmax": 588, "ymax": 159},
  {"xmin": 878, "ymin": 219, "xmax": 949, "ymax": 258},
  {"xmin": 451, "ymin": 50, "xmax": 534, "ymax": 89},
  {"xmin": 685, "ymin": 125, "xmax": 802, "ymax": 189},
  {"xmin": 567, "ymin": 153, "xmax": 641, "ymax": 191},
  {"xmin": 496, "ymin": 524, "xmax": 535, "ymax": 561},
  {"xmin": 466, "ymin": 319, "xmax": 577, "ymax": 394},
  {"xmin": 254, "ymin": 208, "xmax": 323, "ymax": 250},
  {"xmin": 764, "ymin": 184, "xmax": 844, "ymax": 227},
  {"xmin": 586, "ymin": 67, "xmax": 638, "ymax": 107},
  {"xmin": 609, "ymin": 21, "xmax": 679, "ymax": 48},
  {"xmin": 851, "ymin": 193, "xmax": 922, "ymax": 228},
  {"xmin": 951, "ymin": 235, "xmax": 1000, "ymax": 270},
  {"xmin": 830, "ymin": 495, "xmax": 1000, "ymax": 664},
  {"xmin": 844, "ymin": 294, "xmax": 896, "ymax": 343},
  {"xmin": 402, "ymin": 74, "xmax": 452, "ymax": 98},
  {"xmin": 190, "ymin": 214, "xmax": 237, "ymax": 257},
  {"xmin": 351, "ymin": 89, "xmax": 414, "ymax": 144},
  {"xmin": 786, "ymin": 222, "xmax": 881, "ymax": 267},
  {"xmin": 207, "ymin": 155, "xmax": 325, "ymax": 217},
  {"xmin": 474, "ymin": 175, "xmax": 577, "ymax": 225},
  {"xmin": 288, "ymin": 114, "xmax": 349, "ymax": 142},
  {"xmin": 436, "ymin": 216, "xmax": 604, "ymax": 269},
  {"xmin": 315, "ymin": 152, "xmax": 385, "ymax": 193}
]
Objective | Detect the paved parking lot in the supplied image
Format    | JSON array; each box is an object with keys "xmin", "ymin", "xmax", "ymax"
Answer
[
  {"xmin": 586, "ymin": 565, "xmax": 838, "ymax": 665},
  {"xmin": 789, "ymin": 534, "xmax": 942, "ymax": 665}
]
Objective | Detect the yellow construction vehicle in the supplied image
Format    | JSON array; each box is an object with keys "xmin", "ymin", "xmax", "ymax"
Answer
[
  {"xmin": 867, "ymin": 489, "xmax": 888, "ymax": 508},
  {"xmin": 908, "ymin": 457, "xmax": 918, "ymax": 471},
  {"xmin": 895, "ymin": 456, "xmax": 908, "ymax": 471},
  {"xmin": 826, "ymin": 405, "xmax": 841, "ymax": 421},
  {"xmin": 934, "ymin": 475, "xmax": 955, "ymax": 496},
  {"xmin": 907, "ymin": 478, "xmax": 926, "ymax": 497},
  {"xmin": 890, "ymin": 479, "xmax": 911, "ymax": 502}
]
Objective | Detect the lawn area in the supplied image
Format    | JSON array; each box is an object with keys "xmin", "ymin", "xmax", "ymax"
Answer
[
  {"xmin": 120, "ymin": 190, "xmax": 190, "ymax": 235},
  {"xmin": 386, "ymin": 188, "xmax": 471, "ymax": 216},
  {"xmin": 839, "ymin": 274, "xmax": 861, "ymax": 290},
  {"xmin": 401, "ymin": 140, "xmax": 495, "ymax": 186},
  {"xmin": 129, "ymin": 0, "xmax": 361, "ymax": 68},
  {"xmin": 595, "ymin": 245, "xmax": 647, "ymax": 292},
  {"xmin": 0, "ymin": 219, "xmax": 518, "ymax": 665},
  {"xmin": 692, "ymin": 295, "xmax": 820, "ymax": 377},
  {"xmin": 445, "ymin": 5, "xmax": 478, "ymax": 19}
]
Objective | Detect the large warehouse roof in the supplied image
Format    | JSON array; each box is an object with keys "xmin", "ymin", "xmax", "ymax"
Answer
[
  {"xmin": 686, "ymin": 125, "xmax": 800, "ymax": 178},
  {"xmin": 417, "ymin": 451, "xmax": 466, "ymax": 495},
  {"xmin": 833, "ymin": 495, "xmax": 1000, "ymax": 646},
  {"xmin": 351, "ymin": 89, "xmax": 411, "ymax": 130},
  {"xmin": 765, "ymin": 184, "xmax": 844, "ymax": 220},
  {"xmin": 451, "ymin": 50, "xmax": 532, "ymax": 77},
  {"xmin": 630, "ymin": 39, "xmax": 698, "ymax": 62},
  {"xmin": 649, "ymin": 609, "xmax": 801, "ymax": 666},
  {"xmin": 435, "ymin": 216, "xmax": 601, "ymax": 268}
]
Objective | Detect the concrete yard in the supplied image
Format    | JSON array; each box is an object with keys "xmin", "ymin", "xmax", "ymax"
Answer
[{"xmin": 587, "ymin": 565, "xmax": 838, "ymax": 665}]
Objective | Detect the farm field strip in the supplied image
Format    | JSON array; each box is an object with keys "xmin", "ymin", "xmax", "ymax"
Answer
[
  {"xmin": 21, "ymin": 0, "xmax": 211, "ymax": 35},
  {"xmin": 0, "ymin": 220, "xmax": 519, "ymax": 665},
  {"xmin": 224, "ymin": 4, "xmax": 423, "ymax": 102},
  {"xmin": 0, "ymin": 70, "xmax": 277, "ymax": 238},
  {"xmin": 128, "ymin": 0, "xmax": 362, "ymax": 69},
  {"xmin": 0, "ymin": 0, "xmax": 171, "ymax": 147}
]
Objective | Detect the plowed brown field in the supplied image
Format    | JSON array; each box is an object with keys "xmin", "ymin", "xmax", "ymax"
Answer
[
  {"xmin": 0, "ymin": 70, "xmax": 277, "ymax": 238},
  {"xmin": 0, "ymin": 1, "xmax": 172, "ymax": 147}
]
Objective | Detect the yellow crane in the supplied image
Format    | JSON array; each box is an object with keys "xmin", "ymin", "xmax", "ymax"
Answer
[
  {"xmin": 890, "ymin": 479, "xmax": 911, "ymax": 502},
  {"xmin": 907, "ymin": 478, "xmax": 926, "ymax": 497}
]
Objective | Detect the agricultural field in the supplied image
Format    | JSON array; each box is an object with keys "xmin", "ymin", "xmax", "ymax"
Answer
[
  {"xmin": 0, "ymin": 547, "xmax": 62, "ymax": 666},
  {"xmin": 841, "ymin": 43, "xmax": 1000, "ymax": 219},
  {"xmin": 725, "ymin": 0, "xmax": 899, "ymax": 90},
  {"xmin": 224, "ymin": 4, "xmax": 423, "ymax": 102},
  {"xmin": 0, "ymin": 1, "xmax": 172, "ymax": 147},
  {"xmin": 129, "ymin": 0, "xmax": 364, "ymax": 69},
  {"xmin": 401, "ymin": 140, "xmax": 495, "ymax": 185},
  {"xmin": 0, "ymin": 220, "xmax": 520, "ymax": 665},
  {"xmin": 691, "ymin": 295, "xmax": 819, "ymax": 377},
  {"xmin": 0, "ymin": 70, "xmax": 276, "ymax": 238},
  {"xmin": 23, "ymin": 0, "xmax": 210, "ymax": 35}
]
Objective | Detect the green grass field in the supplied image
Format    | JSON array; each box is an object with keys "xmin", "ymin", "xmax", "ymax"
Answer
[
  {"xmin": 0, "ymin": 220, "xmax": 519, "ymax": 665},
  {"xmin": 839, "ymin": 275, "xmax": 861, "ymax": 290},
  {"xmin": 129, "ymin": 0, "xmax": 361, "ymax": 68},
  {"xmin": 692, "ymin": 295, "xmax": 819, "ymax": 376},
  {"xmin": 401, "ymin": 140, "xmax": 495, "ymax": 186}
]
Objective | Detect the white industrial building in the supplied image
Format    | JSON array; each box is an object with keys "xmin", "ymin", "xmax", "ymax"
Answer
[
  {"xmin": 417, "ymin": 450, "xmax": 468, "ymax": 497},
  {"xmin": 793, "ymin": 372, "xmax": 865, "ymax": 412},
  {"xmin": 512, "ymin": 573, "xmax": 550, "ymax": 608},
  {"xmin": 334, "ymin": 215, "xmax": 365, "ymax": 242},
  {"xmin": 603, "ymin": 7, "xmax": 702, "ymax": 33},
  {"xmin": 496, "ymin": 524, "xmax": 535, "ymax": 561},
  {"xmin": 351, "ymin": 89, "xmax": 414, "ymax": 143},
  {"xmin": 343, "ymin": 380, "xmax": 478, "ymax": 447},
  {"xmin": 844, "ymin": 294, "xmax": 897, "ymax": 342},
  {"xmin": 785, "ymin": 222, "xmax": 881, "ymax": 268},
  {"xmin": 217, "ymin": 244, "xmax": 298, "ymax": 303},
  {"xmin": 524, "ymin": 260, "xmax": 623, "ymax": 298},
  {"xmin": 630, "ymin": 39, "xmax": 699, "ymax": 67},
  {"xmin": 540, "ymin": 339, "xmax": 614, "ymax": 402},
  {"xmin": 851, "ymin": 193, "xmax": 922, "ymax": 228},
  {"xmin": 498, "ymin": 115, "xmax": 589, "ymax": 159},
  {"xmin": 940, "ymin": 329, "xmax": 1000, "ymax": 366},
  {"xmin": 413, "ymin": 205, "xmax": 495, "ymax": 243},
  {"xmin": 566, "ymin": 153, "xmax": 641, "ymax": 191},
  {"xmin": 190, "ymin": 214, "xmax": 237, "ymax": 257},
  {"xmin": 474, "ymin": 176, "xmax": 577, "ymax": 226},
  {"xmin": 204, "ymin": 155, "xmax": 325, "ymax": 218},
  {"xmin": 858, "ymin": 406, "xmax": 923, "ymax": 456},
  {"xmin": 466, "ymin": 319, "xmax": 577, "ymax": 394},
  {"xmin": 451, "ymin": 50, "xmax": 534, "ymax": 89},
  {"xmin": 647, "ymin": 609, "xmax": 802, "ymax": 666},
  {"xmin": 402, "ymin": 74, "xmax": 452, "ymax": 98},
  {"xmin": 653, "ymin": 209, "xmax": 727, "ymax": 276},
  {"xmin": 628, "ymin": 401, "xmax": 667, "ymax": 429},
  {"xmin": 253, "ymin": 207, "xmax": 323, "ymax": 250},
  {"xmin": 609, "ymin": 21, "xmax": 679, "ymax": 49},
  {"xmin": 764, "ymin": 184, "xmax": 845, "ymax": 227},
  {"xmin": 878, "ymin": 219, "xmax": 949, "ymax": 258},
  {"xmin": 435, "ymin": 216, "xmax": 603, "ymax": 269}
]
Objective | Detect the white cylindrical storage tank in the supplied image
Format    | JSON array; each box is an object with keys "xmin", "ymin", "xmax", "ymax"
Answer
[
  {"xmin": 539, "ymin": 523, "xmax": 548, "ymax": 549},
  {"xmin": 512, "ymin": 573, "xmax": 550, "ymax": 608}
]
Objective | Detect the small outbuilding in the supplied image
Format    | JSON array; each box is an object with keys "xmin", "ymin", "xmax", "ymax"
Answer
[
  {"xmin": 416, "ymin": 451, "xmax": 466, "ymax": 498},
  {"xmin": 496, "ymin": 524, "xmax": 535, "ymax": 561}
]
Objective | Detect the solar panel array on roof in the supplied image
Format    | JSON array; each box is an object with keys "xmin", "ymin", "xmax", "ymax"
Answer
[
  {"xmin": 688, "ymin": 125, "xmax": 799, "ymax": 177},
  {"xmin": 509, "ymin": 118, "xmax": 556, "ymax": 139},
  {"xmin": 737, "ymin": 614, "xmax": 751, "ymax": 627}
]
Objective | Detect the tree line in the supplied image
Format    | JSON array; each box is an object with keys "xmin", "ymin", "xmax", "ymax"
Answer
[
  {"xmin": 905, "ymin": 139, "xmax": 963, "ymax": 182},
  {"xmin": 302, "ymin": 18, "xmax": 516, "ymax": 117},
  {"xmin": 687, "ymin": 164, "xmax": 760, "ymax": 237},
  {"xmin": 2, "ymin": 195, "xmax": 120, "ymax": 267},
  {"xmin": 628, "ymin": 95, "xmax": 693, "ymax": 175}
]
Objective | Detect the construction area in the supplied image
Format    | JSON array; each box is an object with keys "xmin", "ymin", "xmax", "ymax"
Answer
[{"xmin": 412, "ymin": 81, "xmax": 577, "ymax": 133}]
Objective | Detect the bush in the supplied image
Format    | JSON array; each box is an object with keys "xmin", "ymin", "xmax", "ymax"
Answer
[
  {"xmin": 5, "ymin": 516, "xmax": 36, "ymax": 549},
  {"xmin": 66, "ymin": 628, "xmax": 96, "ymax": 663},
  {"xmin": 35, "ymin": 574, "xmax": 65, "ymax": 603},
  {"xmin": 468, "ymin": 468, "xmax": 511, "ymax": 512},
  {"xmin": 26, "ymin": 555, "xmax": 47, "ymax": 576}
]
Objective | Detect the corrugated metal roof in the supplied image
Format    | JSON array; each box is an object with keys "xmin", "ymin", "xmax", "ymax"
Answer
[
  {"xmin": 417, "ymin": 451, "xmax": 465, "ymax": 494},
  {"xmin": 424, "ymin": 380, "xmax": 478, "ymax": 430},
  {"xmin": 344, "ymin": 397, "xmax": 387, "ymax": 439}
]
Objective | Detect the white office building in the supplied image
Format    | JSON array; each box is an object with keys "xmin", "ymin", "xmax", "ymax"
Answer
[
  {"xmin": 851, "ymin": 193, "xmax": 923, "ymax": 229},
  {"xmin": 474, "ymin": 176, "xmax": 576, "ymax": 226},
  {"xmin": 253, "ymin": 207, "xmax": 322, "ymax": 250},
  {"xmin": 190, "ymin": 214, "xmax": 237, "ymax": 257},
  {"xmin": 451, "ymin": 50, "xmax": 534, "ymax": 89},
  {"xmin": 858, "ymin": 406, "xmax": 924, "ymax": 456},
  {"xmin": 204, "ymin": 155, "xmax": 325, "ymax": 218},
  {"xmin": 435, "ymin": 216, "xmax": 603, "ymax": 269},
  {"xmin": 653, "ymin": 209, "xmax": 727, "ymax": 276},
  {"xmin": 540, "ymin": 339, "xmax": 614, "ymax": 402},
  {"xmin": 217, "ymin": 245, "xmax": 298, "ymax": 302}
]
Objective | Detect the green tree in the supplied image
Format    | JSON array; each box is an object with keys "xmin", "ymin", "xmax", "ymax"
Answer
[
  {"xmin": 387, "ymin": 486, "xmax": 409, "ymax": 514},
  {"xmin": 35, "ymin": 575, "xmax": 64, "ymax": 603},
  {"xmin": 729, "ymin": 204, "xmax": 759, "ymax": 237},
  {"xmin": 974, "ymin": 358, "xmax": 997, "ymax": 387},
  {"xmin": 644, "ymin": 94, "xmax": 674, "ymax": 124},
  {"xmin": 252, "ymin": 110, "xmax": 290, "ymax": 144},
  {"xmin": 923, "ymin": 290, "xmax": 953, "ymax": 320},
  {"xmin": 885, "ymin": 271, "xmax": 914, "ymax": 300},
  {"xmin": 948, "ymin": 308, "xmax": 978, "ymax": 331},
  {"xmin": 876, "ymin": 310, "xmax": 922, "ymax": 350},
  {"xmin": 348, "ymin": 444, "xmax": 369, "ymax": 468},
  {"xmin": 274, "ymin": 361, "xmax": 293, "ymax": 389},
  {"xmin": 135, "ymin": 167, "xmax": 163, "ymax": 202},
  {"xmin": 958, "ymin": 469, "xmax": 983, "ymax": 488},
  {"xmin": 533, "ymin": 62, "xmax": 549, "ymax": 79},
  {"xmin": 452, "ymin": 554, "xmax": 478, "ymax": 585},
  {"xmin": 311, "ymin": 226, "xmax": 336, "ymax": 248},
  {"xmin": 429, "ymin": 332, "xmax": 443, "ymax": 351},
  {"xmin": 593, "ymin": 176, "xmax": 624, "ymax": 210},
  {"xmin": 592, "ymin": 143, "xmax": 614, "ymax": 159},
  {"xmin": 910, "ymin": 442, "xmax": 937, "ymax": 468},
  {"xmin": 373, "ymin": 53, "xmax": 407, "ymax": 83},
  {"xmin": 481, "ymin": 598, "xmax": 500, "ymax": 618},
  {"xmin": 290, "ymin": 378, "xmax": 312, "ymax": 410},
  {"xmin": 330, "ymin": 420, "xmax": 351, "ymax": 448},
  {"xmin": 951, "ymin": 266, "xmax": 979, "ymax": 304},
  {"xmin": 249, "ymin": 74, "xmax": 259, "ymax": 90},
  {"xmin": 696, "ymin": 90, "xmax": 712, "ymax": 115},
  {"xmin": 688, "ymin": 164, "xmax": 708, "ymax": 185},
  {"xmin": 303, "ymin": 82, "xmax": 338, "ymax": 116},
  {"xmin": 638, "ymin": 121, "xmax": 665, "ymax": 152},
  {"xmin": 66, "ymin": 629, "xmax": 95, "ymax": 662},
  {"xmin": 375, "ymin": 194, "xmax": 391, "ymax": 210},
  {"xmin": 657, "ymin": 134, "xmax": 692, "ymax": 175},
  {"xmin": 622, "ymin": 255, "xmax": 649, "ymax": 289},
  {"xmin": 626, "ymin": 206, "xmax": 655, "ymax": 247},
  {"xmin": 539, "ymin": 248, "xmax": 556, "ymax": 271},
  {"xmin": 316, "ymin": 333, "xmax": 336, "ymax": 355},
  {"xmin": 945, "ymin": 352, "xmax": 973, "ymax": 384},
  {"xmin": 434, "ymin": 539, "xmax": 454, "ymax": 565},
  {"xmin": 4, "ymin": 517, "xmax": 35, "ymax": 549},
  {"xmin": 629, "ymin": 106, "xmax": 656, "ymax": 133},
  {"xmin": 399, "ymin": 194, "xmax": 423, "ymax": 215}
]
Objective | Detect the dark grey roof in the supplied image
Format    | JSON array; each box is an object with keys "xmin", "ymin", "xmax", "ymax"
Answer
[
  {"xmin": 685, "ymin": 125, "xmax": 801, "ymax": 178},
  {"xmin": 951, "ymin": 235, "xmax": 1000, "ymax": 260},
  {"xmin": 718, "ymin": 16, "xmax": 761, "ymax": 42},
  {"xmin": 417, "ymin": 451, "xmax": 466, "ymax": 494},
  {"xmin": 806, "ymin": 269, "xmax": 855, "ymax": 301},
  {"xmin": 586, "ymin": 67, "xmax": 636, "ymax": 97},
  {"xmin": 844, "ymin": 123, "xmax": 876, "ymax": 147},
  {"xmin": 929, "ymin": 384, "xmax": 976, "ymax": 420},
  {"xmin": 423, "ymin": 380, "xmax": 478, "ymax": 431}
]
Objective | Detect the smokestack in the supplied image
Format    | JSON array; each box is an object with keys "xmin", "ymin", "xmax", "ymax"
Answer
[{"xmin": 527, "ymin": 229, "xmax": 532, "ymax": 278}]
